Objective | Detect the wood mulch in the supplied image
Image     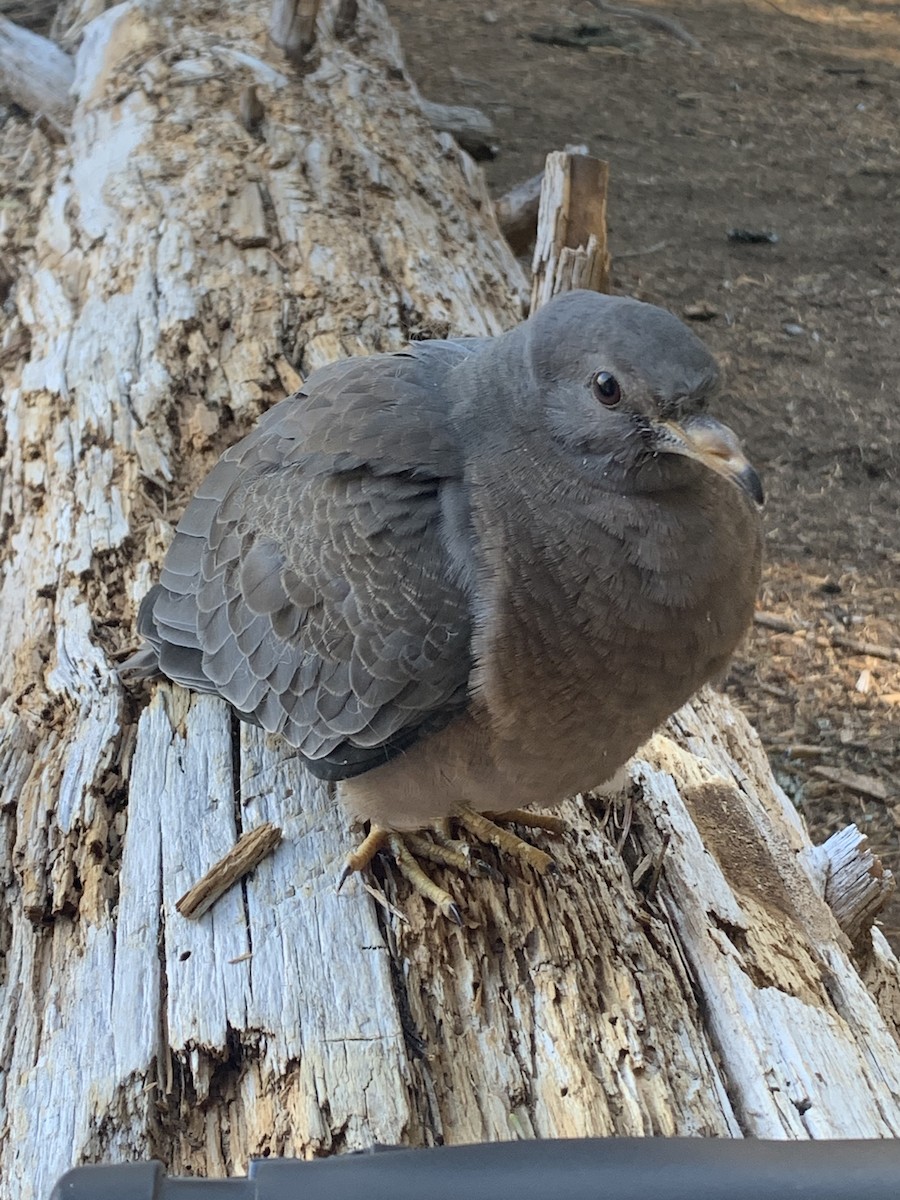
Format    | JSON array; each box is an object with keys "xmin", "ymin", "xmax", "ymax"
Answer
[{"xmin": 727, "ymin": 561, "xmax": 900, "ymax": 943}]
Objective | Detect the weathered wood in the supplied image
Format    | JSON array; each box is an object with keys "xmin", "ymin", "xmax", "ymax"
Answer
[
  {"xmin": 0, "ymin": 4, "xmax": 523, "ymax": 1195},
  {"xmin": 495, "ymin": 171, "xmax": 543, "ymax": 255},
  {"xmin": 2, "ymin": 4, "xmax": 900, "ymax": 1200},
  {"xmin": 0, "ymin": 0, "xmax": 58, "ymax": 34},
  {"xmin": 632, "ymin": 709, "xmax": 900, "ymax": 1137},
  {"xmin": 269, "ymin": 0, "xmax": 320, "ymax": 62},
  {"xmin": 417, "ymin": 97, "xmax": 497, "ymax": 159},
  {"xmin": 332, "ymin": 0, "xmax": 356, "ymax": 39},
  {"xmin": 808, "ymin": 825, "xmax": 895, "ymax": 946},
  {"xmin": 531, "ymin": 150, "xmax": 611, "ymax": 311},
  {"xmin": 0, "ymin": 13, "xmax": 73, "ymax": 124},
  {"xmin": 495, "ymin": 145, "xmax": 588, "ymax": 257}
]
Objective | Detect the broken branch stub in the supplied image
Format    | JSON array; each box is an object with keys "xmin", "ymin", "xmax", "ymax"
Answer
[
  {"xmin": 418, "ymin": 98, "xmax": 497, "ymax": 160},
  {"xmin": 269, "ymin": 0, "xmax": 320, "ymax": 62},
  {"xmin": 531, "ymin": 150, "xmax": 611, "ymax": 311}
]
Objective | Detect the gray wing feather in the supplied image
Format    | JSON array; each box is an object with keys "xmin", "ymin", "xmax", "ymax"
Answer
[{"xmin": 138, "ymin": 339, "xmax": 484, "ymax": 777}]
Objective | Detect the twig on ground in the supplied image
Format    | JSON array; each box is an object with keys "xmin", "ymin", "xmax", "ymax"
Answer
[
  {"xmin": 617, "ymin": 239, "xmax": 670, "ymax": 259},
  {"xmin": 810, "ymin": 767, "xmax": 892, "ymax": 803},
  {"xmin": 585, "ymin": 0, "xmax": 701, "ymax": 51}
]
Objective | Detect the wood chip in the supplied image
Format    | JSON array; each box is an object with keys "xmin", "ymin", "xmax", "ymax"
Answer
[
  {"xmin": 810, "ymin": 768, "xmax": 891, "ymax": 803},
  {"xmin": 754, "ymin": 611, "xmax": 799, "ymax": 633},
  {"xmin": 787, "ymin": 744, "xmax": 829, "ymax": 759},
  {"xmin": 361, "ymin": 880, "xmax": 409, "ymax": 923},
  {"xmin": 754, "ymin": 611, "xmax": 900, "ymax": 662},
  {"xmin": 682, "ymin": 300, "xmax": 719, "ymax": 321},
  {"xmin": 229, "ymin": 181, "xmax": 269, "ymax": 249},
  {"xmin": 176, "ymin": 822, "xmax": 283, "ymax": 919}
]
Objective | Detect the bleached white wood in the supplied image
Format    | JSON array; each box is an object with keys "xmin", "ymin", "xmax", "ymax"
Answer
[
  {"xmin": 0, "ymin": 14, "xmax": 73, "ymax": 125},
  {"xmin": 632, "ymin": 697, "xmax": 900, "ymax": 1136},
  {"xmin": 417, "ymin": 97, "xmax": 497, "ymax": 157},
  {"xmin": 807, "ymin": 824, "xmax": 895, "ymax": 944},
  {"xmin": 2, "ymin": 3, "xmax": 900, "ymax": 1200},
  {"xmin": 269, "ymin": 0, "xmax": 320, "ymax": 60},
  {"xmin": 0, "ymin": 2, "xmax": 523, "ymax": 1194}
]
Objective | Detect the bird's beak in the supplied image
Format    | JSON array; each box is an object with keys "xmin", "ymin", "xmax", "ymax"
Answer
[{"xmin": 656, "ymin": 415, "xmax": 764, "ymax": 505}]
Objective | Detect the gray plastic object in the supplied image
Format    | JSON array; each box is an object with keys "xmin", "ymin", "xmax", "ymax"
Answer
[{"xmin": 50, "ymin": 1137, "xmax": 900, "ymax": 1200}]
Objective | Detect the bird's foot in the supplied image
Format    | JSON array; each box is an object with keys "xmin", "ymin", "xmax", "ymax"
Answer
[
  {"xmin": 340, "ymin": 824, "xmax": 390, "ymax": 876},
  {"xmin": 339, "ymin": 824, "xmax": 475, "ymax": 923},
  {"xmin": 339, "ymin": 808, "xmax": 562, "ymax": 921},
  {"xmin": 386, "ymin": 833, "xmax": 463, "ymax": 924},
  {"xmin": 458, "ymin": 806, "xmax": 558, "ymax": 875}
]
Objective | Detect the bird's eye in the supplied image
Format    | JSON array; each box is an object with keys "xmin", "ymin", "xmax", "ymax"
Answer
[{"xmin": 592, "ymin": 371, "xmax": 622, "ymax": 407}]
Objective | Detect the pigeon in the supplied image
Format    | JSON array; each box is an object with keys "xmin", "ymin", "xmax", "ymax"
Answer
[{"xmin": 126, "ymin": 290, "xmax": 763, "ymax": 912}]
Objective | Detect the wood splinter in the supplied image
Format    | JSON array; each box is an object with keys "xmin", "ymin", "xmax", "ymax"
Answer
[{"xmin": 176, "ymin": 822, "xmax": 283, "ymax": 919}]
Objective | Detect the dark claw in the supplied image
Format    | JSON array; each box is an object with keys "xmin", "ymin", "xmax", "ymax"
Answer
[{"xmin": 475, "ymin": 857, "xmax": 504, "ymax": 883}]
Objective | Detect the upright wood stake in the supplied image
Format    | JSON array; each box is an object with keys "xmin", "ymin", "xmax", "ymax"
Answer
[{"xmin": 531, "ymin": 151, "xmax": 611, "ymax": 311}]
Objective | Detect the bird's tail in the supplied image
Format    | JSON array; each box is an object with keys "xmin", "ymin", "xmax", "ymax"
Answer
[{"xmin": 117, "ymin": 586, "xmax": 164, "ymax": 678}]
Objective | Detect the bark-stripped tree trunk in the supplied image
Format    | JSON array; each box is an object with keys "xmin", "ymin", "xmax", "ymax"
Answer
[{"xmin": 2, "ymin": 4, "xmax": 900, "ymax": 1199}]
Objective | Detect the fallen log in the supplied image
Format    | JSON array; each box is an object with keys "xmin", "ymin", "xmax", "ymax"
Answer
[{"xmin": 1, "ymin": 4, "xmax": 899, "ymax": 1200}]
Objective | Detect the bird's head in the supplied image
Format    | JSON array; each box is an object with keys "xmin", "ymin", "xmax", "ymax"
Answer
[{"xmin": 491, "ymin": 290, "xmax": 763, "ymax": 506}]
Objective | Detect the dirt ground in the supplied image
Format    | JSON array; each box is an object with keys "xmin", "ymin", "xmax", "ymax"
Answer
[{"xmin": 386, "ymin": 0, "xmax": 900, "ymax": 938}]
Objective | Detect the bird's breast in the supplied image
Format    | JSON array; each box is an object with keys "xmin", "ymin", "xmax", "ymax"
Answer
[{"xmin": 468, "ymin": 470, "xmax": 762, "ymax": 800}]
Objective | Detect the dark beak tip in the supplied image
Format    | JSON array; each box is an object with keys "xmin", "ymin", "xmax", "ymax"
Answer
[{"xmin": 740, "ymin": 464, "xmax": 765, "ymax": 507}]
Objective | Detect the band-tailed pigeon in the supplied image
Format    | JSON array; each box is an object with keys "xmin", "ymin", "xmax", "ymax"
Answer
[{"xmin": 127, "ymin": 290, "xmax": 763, "ymax": 914}]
